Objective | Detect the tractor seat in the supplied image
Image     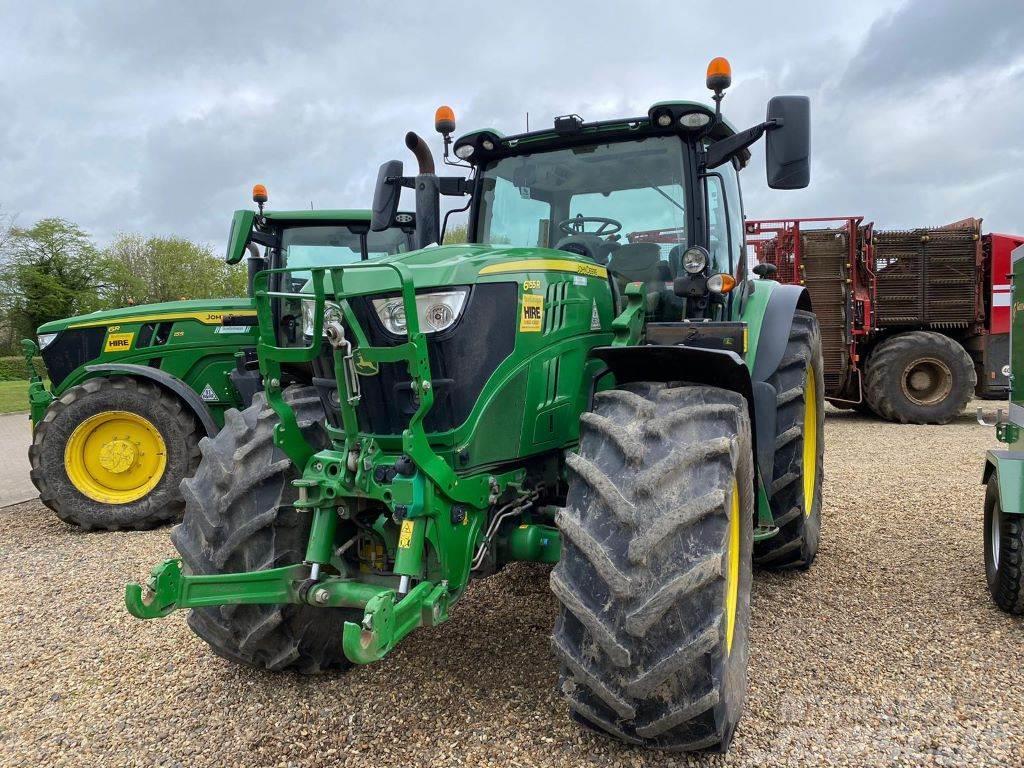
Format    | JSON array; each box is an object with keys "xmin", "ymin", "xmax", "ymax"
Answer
[
  {"xmin": 608, "ymin": 243, "xmax": 666, "ymax": 313},
  {"xmin": 608, "ymin": 243, "xmax": 663, "ymax": 284}
]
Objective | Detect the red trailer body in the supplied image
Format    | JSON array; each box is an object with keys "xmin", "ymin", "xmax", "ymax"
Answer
[
  {"xmin": 986, "ymin": 234, "xmax": 1023, "ymax": 335},
  {"xmin": 744, "ymin": 217, "xmax": 1019, "ymax": 419}
]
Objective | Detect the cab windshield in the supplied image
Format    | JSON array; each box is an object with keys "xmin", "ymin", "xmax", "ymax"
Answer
[
  {"xmin": 282, "ymin": 225, "xmax": 412, "ymax": 272},
  {"xmin": 475, "ymin": 136, "xmax": 689, "ymax": 278}
]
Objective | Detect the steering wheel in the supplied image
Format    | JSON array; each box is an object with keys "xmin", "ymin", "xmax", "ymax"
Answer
[{"xmin": 557, "ymin": 215, "xmax": 623, "ymax": 238}]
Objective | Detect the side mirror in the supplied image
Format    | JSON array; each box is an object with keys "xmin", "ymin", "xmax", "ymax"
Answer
[
  {"xmin": 371, "ymin": 160, "xmax": 404, "ymax": 232},
  {"xmin": 766, "ymin": 96, "xmax": 810, "ymax": 190},
  {"xmin": 225, "ymin": 209, "xmax": 255, "ymax": 264}
]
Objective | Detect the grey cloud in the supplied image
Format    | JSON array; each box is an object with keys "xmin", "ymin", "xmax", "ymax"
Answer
[
  {"xmin": 841, "ymin": 0, "xmax": 1024, "ymax": 93},
  {"xmin": 0, "ymin": 0, "xmax": 1020, "ymax": 248}
]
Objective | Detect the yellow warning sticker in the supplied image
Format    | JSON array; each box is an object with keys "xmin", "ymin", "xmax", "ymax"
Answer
[
  {"xmin": 520, "ymin": 293, "xmax": 544, "ymax": 333},
  {"xmin": 104, "ymin": 332, "xmax": 134, "ymax": 353},
  {"xmin": 398, "ymin": 519, "xmax": 415, "ymax": 549}
]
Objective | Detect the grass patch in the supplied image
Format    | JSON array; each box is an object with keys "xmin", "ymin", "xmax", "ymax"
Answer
[{"xmin": 0, "ymin": 380, "xmax": 32, "ymax": 415}]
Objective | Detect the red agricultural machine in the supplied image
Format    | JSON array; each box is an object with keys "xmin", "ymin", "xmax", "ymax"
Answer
[{"xmin": 632, "ymin": 217, "xmax": 1023, "ymax": 423}]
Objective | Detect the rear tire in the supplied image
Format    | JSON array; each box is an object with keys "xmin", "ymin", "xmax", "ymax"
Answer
[
  {"xmin": 172, "ymin": 385, "xmax": 361, "ymax": 673},
  {"xmin": 984, "ymin": 476, "xmax": 1024, "ymax": 614},
  {"xmin": 29, "ymin": 376, "xmax": 200, "ymax": 531},
  {"xmin": 753, "ymin": 310, "xmax": 824, "ymax": 569},
  {"xmin": 552, "ymin": 383, "xmax": 754, "ymax": 751},
  {"xmin": 864, "ymin": 331, "xmax": 975, "ymax": 424}
]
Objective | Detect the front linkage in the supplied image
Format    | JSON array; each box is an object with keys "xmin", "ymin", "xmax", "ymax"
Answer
[{"xmin": 126, "ymin": 261, "xmax": 559, "ymax": 663}]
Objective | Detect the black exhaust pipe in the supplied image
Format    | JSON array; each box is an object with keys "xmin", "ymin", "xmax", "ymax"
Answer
[
  {"xmin": 245, "ymin": 243, "xmax": 266, "ymax": 298},
  {"xmin": 405, "ymin": 132, "xmax": 435, "ymax": 175},
  {"xmin": 405, "ymin": 131, "xmax": 440, "ymax": 248}
]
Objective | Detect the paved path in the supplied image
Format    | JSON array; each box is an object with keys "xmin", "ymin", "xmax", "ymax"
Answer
[{"xmin": 0, "ymin": 411, "xmax": 36, "ymax": 508}]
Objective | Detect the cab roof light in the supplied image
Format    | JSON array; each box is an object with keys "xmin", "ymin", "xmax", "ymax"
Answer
[
  {"xmin": 252, "ymin": 183, "xmax": 268, "ymax": 214},
  {"xmin": 706, "ymin": 56, "xmax": 732, "ymax": 121},
  {"xmin": 435, "ymin": 105, "xmax": 456, "ymax": 136}
]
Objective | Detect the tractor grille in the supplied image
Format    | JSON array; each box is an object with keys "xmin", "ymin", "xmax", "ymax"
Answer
[
  {"xmin": 874, "ymin": 224, "xmax": 982, "ymax": 327},
  {"xmin": 800, "ymin": 229, "xmax": 850, "ymax": 392},
  {"xmin": 40, "ymin": 327, "xmax": 106, "ymax": 388},
  {"xmin": 346, "ymin": 282, "xmax": 517, "ymax": 435}
]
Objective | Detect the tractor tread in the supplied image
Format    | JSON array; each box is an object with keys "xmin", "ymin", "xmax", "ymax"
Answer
[
  {"xmin": 552, "ymin": 382, "xmax": 754, "ymax": 752},
  {"xmin": 173, "ymin": 386, "xmax": 362, "ymax": 674},
  {"xmin": 985, "ymin": 478, "xmax": 1024, "ymax": 614},
  {"xmin": 753, "ymin": 310, "xmax": 824, "ymax": 569}
]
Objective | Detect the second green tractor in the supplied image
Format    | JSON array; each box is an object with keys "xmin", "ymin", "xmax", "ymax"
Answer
[{"xmin": 128, "ymin": 60, "xmax": 823, "ymax": 752}]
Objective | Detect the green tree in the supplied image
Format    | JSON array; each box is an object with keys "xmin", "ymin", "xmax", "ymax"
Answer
[
  {"xmin": 100, "ymin": 234, "xmax": 247, "ymax": 306},
  {"xmin": 0, "ymin": 218, "xmax": 102, "ymax": 341}
]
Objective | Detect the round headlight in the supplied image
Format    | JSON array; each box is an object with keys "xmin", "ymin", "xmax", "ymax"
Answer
[
  {"xmin": 481, "ymin": 138, "xmax": 495, "ymax": 151},
  {"xmin": 454, "ymin": 144, "xmax": 475, "ymax": 159},
  {"xmin": 682, "ymin": 247, "xmax": 709, "ymax": 274},
  {"xmin": 655, "ymin": 112, "xmax": 673, "ymax": 127},
  {"xmin": 679, "ymin": 112, "xmax": 712, "ymax": 129},
  {"xmin": 380, "ymin": 300, "xmax": 407, "ymax": 334},
  {"xmin": 424, "ymin": 301, "xmax": 455, "ymax": 331}
]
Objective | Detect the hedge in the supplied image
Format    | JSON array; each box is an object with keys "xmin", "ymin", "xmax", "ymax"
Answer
[{"xmin": 0, "ymin": 356, "xmax": 46, "ymax": 381}]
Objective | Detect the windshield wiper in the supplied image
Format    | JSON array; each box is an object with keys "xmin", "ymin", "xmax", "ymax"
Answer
[{"xmin": 650, "ymin": 186, "xmax": 685, "ymax": 213}]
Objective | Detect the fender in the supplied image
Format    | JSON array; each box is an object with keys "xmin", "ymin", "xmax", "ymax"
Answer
[
  {"xmin": 84, "ymin": 363, "xmax": 219, "ymax": 437},
  {"xmin": 983, "ymin": 450, "xmax": 1024, "ymax": 515},
  {"xmin": 590, "ymin": 345, "xmax": 759, "ymax": 483},
  {"xmin": 744, "ymin": 282, "xmax": 811, "ymax": 486},
  {"xmin": 749, "ymin": 282, "xmax": 812, "ymax": 383}
]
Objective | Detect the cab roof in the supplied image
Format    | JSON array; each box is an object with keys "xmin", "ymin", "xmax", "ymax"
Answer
[
  {"xmin": 261, "ymin": 209, "xmax": 371, "ymax": 223},
  {"xmin": 453, "ymin": 100, "xmax": 749, "ymax": 166}
]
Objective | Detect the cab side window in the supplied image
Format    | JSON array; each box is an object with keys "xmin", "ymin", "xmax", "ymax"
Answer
[{"xmin": 706, "ymin": 163, "xmax": 745, "ymax": 279}]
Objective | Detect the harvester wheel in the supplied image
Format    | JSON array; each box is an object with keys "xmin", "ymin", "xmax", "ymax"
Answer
[
  {"xmin": 864, "ymin": 331, "xmax": 975, "ymax": 424},
  {"xmin": 29, "ymin": 375, "xmax": 200, "ymax": 530},
  {"xmin": 753, "ymin": 309, "xmax": 824, "ymax": 569},
  {"xmin": 984, "ymin": 476, "xmax": 1024, "ymax": 614},
  {"xmin": 551, "ymin": 383, "xmax": 753, "ymax": 751},
  {"xmin": 172, "ymin": 386, "xmax": 361, "ymax": 673}
]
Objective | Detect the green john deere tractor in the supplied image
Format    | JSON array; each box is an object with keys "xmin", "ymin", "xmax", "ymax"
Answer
[
  {"xmin": 127, "ymin": 59, "xmax": 823, "ymax": 752},
  {"xmin": 26, "ymin": 199, "xmax": 413, "ymax": 530}
]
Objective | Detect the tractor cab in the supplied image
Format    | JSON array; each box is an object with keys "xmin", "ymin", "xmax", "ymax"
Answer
[
  {"xmin": 226, "ymin": 188, "xmax": 416, "ymax": 296},
  {"xmin": 371, "ymin": 61, "xmax": 809, "ymax": 332}
]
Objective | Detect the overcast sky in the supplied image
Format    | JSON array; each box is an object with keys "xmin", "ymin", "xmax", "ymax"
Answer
[{"xmin": 1, "ymin": 0, "xmax": 1021, "ymax": 251}]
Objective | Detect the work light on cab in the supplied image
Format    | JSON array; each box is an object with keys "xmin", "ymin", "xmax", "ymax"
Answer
[{"xmin": 682, "ymin": 246, "xmax": 709, "ymax": 274}]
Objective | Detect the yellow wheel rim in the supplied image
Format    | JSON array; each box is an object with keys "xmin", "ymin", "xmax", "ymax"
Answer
[
  {"xmin": 802, "ymin": 364, "xmax": 818, "ymax": 517},
  {"xmin": 64, "ymin": 411, "xmax": 167, "ymax": 504},
  {"xmin": 724, "ymin": 478, "xmax": 740, "ymax": 655}
]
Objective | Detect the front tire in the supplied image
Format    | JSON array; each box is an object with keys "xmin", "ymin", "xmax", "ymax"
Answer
[
  {"xmin": 172, "ymin": 385, "xmax": 361, "ymax": 673},
  {"xmin": 753, "ymin": 310, "xmax": 824, "ymax": 569},
  {"xmin": 984, "ymin": 476, "xmax": 1024, "ymax": 614},
  {"xmin": 29, "ymin": 376, "xmax": 200, "ymax": 530},
  {"xmin": 552, "ymin": 383, "xmax": 754, "ymax": 751}
]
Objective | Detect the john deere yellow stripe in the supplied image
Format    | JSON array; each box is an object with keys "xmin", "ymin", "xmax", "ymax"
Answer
[
  {"xmin": 479, "ymin": 259, "xmax": 608, "ymax": 279},
  {"xmin": 69, "ymin": 310, "xmax": 257, "ymax": 329}
]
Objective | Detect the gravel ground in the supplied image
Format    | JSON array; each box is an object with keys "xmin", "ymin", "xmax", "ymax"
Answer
[{"xmin": 1, "ymin": 401, "xmax": 1022, "ymax": 767}]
